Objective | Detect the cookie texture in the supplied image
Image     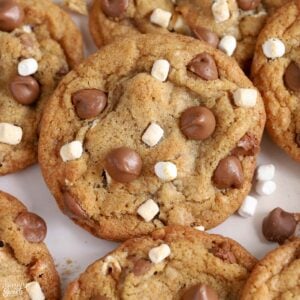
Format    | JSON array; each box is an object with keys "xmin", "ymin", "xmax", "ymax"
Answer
[
  {"xmin": 64, "ymin": 226, "xmax": 257, "ymax": 299},
  {"xmin": 0, "ymin": 0, "xmax": 83, "ymax": 175},
  {"xmin": 0, "ymin": 191, "xmax": 60, "ymax": 299},
  {"xmin": 39, "ymin": 34, "xmax": 265, "ymax": 241},
  {"xmin": 241, "ymin": 238, "xmax": 300, "ymax": 299}
]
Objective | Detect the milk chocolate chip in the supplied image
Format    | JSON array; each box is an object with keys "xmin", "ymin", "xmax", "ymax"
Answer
[
  {"xmin": 180, "ymin": 106, "xmax": 216, "ymax": 140},
  {"xmin": 284, "ymin": 61, "xmax": 300, "ymax": 92},
  {"xmin": 62, "ymin": 191, "xmax": 87, "ymax": 219},
  {"xmin": 231, "ymin": 133, "xmax": 260, "ymax": 156},
  {"xmin": 192, "ymin": 27, "xmax": 219, "ymax": 48},
  {"xmin": 105, "ymin": 147, "xmax": 142, "ymax": 183},
  {"xmin": 132, "ymin": 258, "xmax": 151, "ymax": 276},
  {"xmin": 0, "ymin": 0, "xmax": 24, "ymax": 32},
  {"xmin": 9, "ymin": 75, "xmax": 40, "ymax": 105},
  {"xmin": 15, "ymin": 212, "xmax": 47, "ymax": 243},
  {"xmin": 182, "ymin": 284, "xmax": 219, "ymax": 300},
  {"xmin": 101, "ymin": 0, "xmax": 128, "ymax": 18},
  {"xmin": 213, "ymin": 156, "xmax": 244, "ymax": 189},
  {"xmin": 72, "ymin": 89, "xmax": 107, "ymax": 119},
  {"xmin": 262, "ymin": 207, "xmax": 297, "ymax": 244},
  {"xmin": 187, "ymin": 53, "xmax": 218, "ymax": 80},
  {"xmin": 237, "ymin": 0, "xmax": 261, "ymax": 10},
  {"xmin": 211, "ymin": 242, "xmax": 237, "ymax": 264},
  {"xmin": 296, "ymin": 133, "xmax": 300, "ymax": 147}
]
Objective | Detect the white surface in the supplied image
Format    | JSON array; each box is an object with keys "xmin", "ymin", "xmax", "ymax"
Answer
[{"xmin": 0, "ymin": 4, "xmax": 299, "ymax": 291}]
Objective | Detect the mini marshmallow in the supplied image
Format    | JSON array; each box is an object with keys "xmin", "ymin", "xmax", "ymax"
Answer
[
  {"xmin": 212, "ymin": 0, "xmax": 230, "ymax": 23},
  {"xmin": 0, "ymin": 123, "xmax": 22, "ymax": 145},
  {"xmin": 262, "ymin": 38, "xmax": 285, "ymax": 59},
  {"xmin": 18, "ymin": 58, "xmax": 38, "ymax": 76},
  {"xmin": 238, "ymin": 196, "xmax": 258, "ymax": 218},
  {"xmin": 25, "ymin": 281, "xmax": 45, "ymax": 300},
  {"xmin": 173, "ymin": 16, "xmax": 191, "ymax": 35},
  {"xmin": 137, "ymin": 199, "xmax": 160, "ymax": 222},
  {"xmin": 22, "ymin": 25, "xmax": 32, "ymax": 33},
  {"xmin": 218, "ymin": 35, "xmax": 237, "ymax": 56},
  {"xmin": 148, "ymin": 244, "xmax": 171, "ymax": 264},
  {"xmin": 256, "ymin": 180, "xmax": 277, "ymax": 196},
  {"xmin": 256, "ymin": 164, "xmax": 275, "ymax": 181},
  {"xmin": 154, "ymin": 161, "xmax": 177, "ymax": 181},
  {"xmin": 150, "ymin": 8, "xmax": 172, "ymax": 28},
  {"xmin": 142, "ymin": 122, "xmax": 164, "ymax": 147},
  {"xmin": 60, "ymin": 141, "xmax": 83, "ymax": 162},
  {"xmin": 194, "ymin": 226, "xmax": 205, "ymax": 231},
  {"xmin": 233, "ymin": 88, "xmax": 257, "ymax": 108},
  {"xmin": 151, "ymin": 59, "xmax": 170, "ymax": 82},
  {"xmin": 102, "ymin": 255, "xmax": 122, "ymax": 275}
]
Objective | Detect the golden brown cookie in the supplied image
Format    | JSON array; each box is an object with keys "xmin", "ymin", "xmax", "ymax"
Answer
[{"xmin": 0, "ymin": 0, "xmax": 83, "ymax": 175}]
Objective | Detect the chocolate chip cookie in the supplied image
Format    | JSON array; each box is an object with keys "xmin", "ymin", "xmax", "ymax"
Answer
[
  {"xmin": 0, "ymin": 0, "xmax": 83, "ymax": 175},
  {"xmin": 241, "ymin": 238, "xmax": 300, "ymax": 299},
  {"xmin": 64, "ymin": 226, "xmax": 257, "ymax": 299},
  {"xmin": 0, "ymin": 190, "xmax": 60, "ymax": 299},
  {"xmin": 252, "ymin": 1, "xmax": 300, "ymax": 162},
  {"xmin": 39, "ymin": 34, "xmax": 265, "ymax": 241}
]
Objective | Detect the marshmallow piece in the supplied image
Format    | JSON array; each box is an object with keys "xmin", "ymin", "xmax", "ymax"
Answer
[
  {"xmin": 256, "ymin": 164, "xmax": 275, "ymax": 181},
  {"xmin": 256, "ymin": 181, "xmax": 277, "ymax": 196},
  {"xmin": 212, "ymin": 0, "xmax": 230, "ymax": 23},
  {"xmin": 233, "ymin": 88, "xmax": 257, "ymax": 108},
  {"xmin": 150, "ymin": 8, "xmax": 172, "ymax": 28},
  {"xmin": 60, "ymin": 141, "xmax": 83, "ymax": 162},
  {"xmin": 218, "ymin": 35, "xmax": 237, "ymax": 56},
  {"xmin": 137, "ymin": 199, "xmax": 159, "ymax": 222},
  {"xmin": 22, "ymin": 25, "xmax": 32, "ymax": 33},
  {"xmin": 0, "ymin": 123, "xmax": 22, "ymax": 145},
  {"xmin": 173, "ymin": 16, "xmax": 191, "ymax": 35},
  {"xmin": 25, "ymin": 281, "xmax": 45, "ymax": 300},
  {"xmin": 18, "ymin": 58, "xmax": 38, "ymax": 76},
  {"xmin": 154, "ymin": 161, "xmax": 177, "ymax": 181},
  {"xmin": 262, "ymin": 38, "xmax": 285, "ymax": 59},
  {"xmin": 142, "ymin": 122, "xmax": 164, "ymax": 147},
  {"xmin": 149, "ymin": 244, "xmax": 171, "ymax": 264},
  {"xmin": 102, "ymin": 255, "xmax": 122, "ymax": 275},
  {"xmin": 238, "ymin": 196, "xmax": 258, "ymax": 218},
  {"xmin": 151, "ymin": 59, "xmax": 170, "ymax": 82},
  {"xmin": 194, "ymin": 226, "xmax": 205, "ymax": 231}
]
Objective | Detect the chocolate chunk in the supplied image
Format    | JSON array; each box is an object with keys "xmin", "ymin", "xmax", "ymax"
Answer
[
  {"xmin": 213, "ymin": 156, "xmax": 244, "ymax": 189},
  {"xmin": 296, "ymin": 133, "xmax": 300, "ymax": 147},
  {"xmin": 101, "ymin": 0, "xmax": 128, "ymax": 18},
  {"xmin": 237, "ymin": 0, "xmax": 261, "ymax": 10},
  {"xmin": 187, "ymin": 53, "xmax": 219, "ymax": 81},
  {"xmin": 62, "ymin": 191, "xmax": 87, "ymax": 219},
  {"xmin": 9, "ymin": 75, "xmax": 40, "ymax": 105},
  {"xmin": 182, "ymin": 284, "xmax": 219, "ymax": 300},
  {"xmin": 284, "ymin": 61, "xmax": 300, "ymax": 93},
  {"xmin": 211, "ymin": 242, "xmax": 237, "ymax": 264},
  {"xmin": 0, "ymin": 0, "xmax": 24, "ymax": 32},
  {"xmin": 105, "ymin": 147, "xmax": 142, "ymax": 183},
  {"xmin": 262, "ymin": 207, "xmax": 297, "ymax": 244},
  {"xmin": 192, "ymin": 27, "xmax": 219, "ymax": 48},
  {"xmin": 180, "ymin": 106, "xmax": 216, "ymax": 140},
  {"xmin": 132, "ymin": 258, "xmax": 151, "ymax": 276},
  {"xmin": 72, "ymin": 89, "xmax": 107, "ymax": 119},
  {"xmin": 15, "ymin": 212, "xmax": 47, "ymax": 243},
  {"xmin": 231, "ymin": 133, "xmax": 260, "ymax": 156}
]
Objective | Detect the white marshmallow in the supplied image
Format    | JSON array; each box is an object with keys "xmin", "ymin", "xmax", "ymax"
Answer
[
  {"xmin": 102, "ymin": 255, "xmax": 121, "ymax": 275},
  {"xmin": 256, "ymin": 164, "xmax": 275, "ymax": 181},
  {"xmin": 255, "ymin": 180, "xmax": 277, "ymax": 196},
  {"xmin": 233, "ymin": 88, "xmax": 257, "ymax": 108},
  {"xmin": 212, "ymin": 0, "xmax": 230, "ymax": 23},
  {"xmin": 137, "ymin": 199, "xmax": 160, "ymax": 222},
  {"xmin": 142, "ymin": 123, "xmax": 164, "ymax": 147},
  {"xmin": 60, "ymin": 141, "xmax": 83, "ymax": 162},
  {"xmin": 18, "ymin": 58, "xmax": 38, "ymax": 76},
  {"xmin": 151, "ymin": 59, "xmax": 170, "ymax": 82},
  {"xmin": 262, "ymin": 38, "xmax": 285, "ymax": 59},
  {"xmin": 0, "ymin": 123, "xmax": 22, "ymax": 145},
  {"xmin": 154, "ymin": 161, "xmax": 177, "ymax": 181},
  {"xmin": 148, "ymin": 244, "xmax": 171, "ymax": 264},
  {"xmin": 238, "ymin": 196, "xmax": 258, "ymax": 218},
  {"xmin": 173, "ymin": 16, "xmax": 191, "ymax": 35},
  {"xmin": 194, "ymin": 225, "xmax": 205, "ymax": 231},
  {"xmin": 25, "ymin": 281, "xmax": 45, "ymax": 300},
  {"xmin": 150, "ymin": 8, "xmax": 172, "ymax": 28},
  {"xmin": 218, "ymin": 35, "xmax": 237, "ymax": 56},
  {"xmin": 22, "ymin": 25, "xmax": 32, "ymax": 33}
]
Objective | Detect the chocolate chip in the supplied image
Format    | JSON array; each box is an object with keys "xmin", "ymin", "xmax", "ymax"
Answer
[
  {"xmin": 211, "ymin": 242, "xmax": 237, "ymax": 264},
  {"xmin": 90, "ymin": 296, "xmax": 109, "ymax": 300},
  {"xmin": 231, "ymin": 133, "xmax": 260, "ymax": 156},
  {"xmin": 132, "ymin": 259, "xmax": 151, "ymax": 276},
  {"xmin": 187, "ymin": 53, "xmax": 218, "ymax": 81},
  {"xmin": 72, "ymin": 89, "xmax": 107, "ymax": 119},
  {"xmin": 180, "ymin": 106, "xmax": 216, "ymax": 140},
  {"xmin": 237, "ymin": 0, "xmax": 261, "ymax": 10},
  {"xmin": 0, "ymin": 0, "xmax": 24, "ymax": 32},
  {"xmin": 101, "ymin": 0, "xmax": 128, "ymax": 18},
  {"xmin": 9, "ymin": 75, "xmax": 40, "ymax": 105},
  {"xmin": 284, "ymin": 61, "xmax": 300, "ymax": 93},
  {"xmin": 213, "ymin": 156, "xmax": 244, "ymax": 189},
  {"xmin": 105, "ymin": 147, "xmax": 142, "ymax": 183},
  {"xmin": 296, "ymin": 133, "xmax": 300, "ymax": 147},
  {"xmin": 15, "ymin": 212, "xmax": 47, "ymax": 243},
  {"xmin": 192, "ymin": 27, "xmax": 219, "ymax": 48},
  {"xmin": 262, "ymin": 207, "xmax": 297, "ymax": 244},
  {"xmin": 62, "ymin": 191, "xmax": 88, "ymax": 219},
  {"xmin": 182, "ymin": 284, "xmax": 219, "ymax": 300}
]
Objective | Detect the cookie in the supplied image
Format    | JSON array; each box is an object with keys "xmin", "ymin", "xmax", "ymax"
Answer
[
  {"xmin": 0, "ymin": 0, "xmax": 83, "ymax": 175},
  {"xmin": 241, "ymin": 238, "xmax": 300, "ymax": 299},
  {"xmin": 64, "ymin": 226, "xmax": 257, "ymax": 299},
  {"xmin": 39, "ymin": 33, "xmax": 265, "ymax": 241},
  {"xmin": 89, "ymin": 0, "xmax": 285, "ymax": 69},
  {"xmin": 252, "ymin": 1, "xmax": 300, "ymax": 162},
  {"xmin": 0, "ymin": 191, "xmax": 60, "ymax": 299}
]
